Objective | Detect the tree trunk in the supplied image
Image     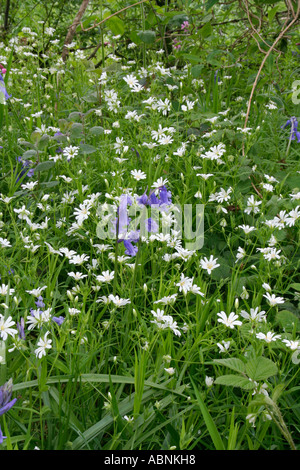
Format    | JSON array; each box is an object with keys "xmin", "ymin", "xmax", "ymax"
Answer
[{"xmin": 62, "ymin": 0, "xmax": 90, "ymax": 62}]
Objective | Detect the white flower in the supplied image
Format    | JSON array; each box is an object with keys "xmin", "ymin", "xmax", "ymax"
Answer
[
  {"xmin": 26, "ymin": 286, "xmax": 47, "ymax": 297},
  {"xmin": 131, "ymin": 169, "xmax": 147, "ymax": 181},
  {"xmin": 108, "ymin": 295, "xmax": 131, "ymax": 307},
  {"xmin": 63, "ymin": 146, "xmax": 79, "ymax": 160},
  {"xmin": 238, "ymin": 225, "xmax": 256, "ymax": 234},
  {"xmin": 240, "ymin": 307, "xmax": 266, "ymax": 323},
  {"xmin": 68, "ymin": 272, "xmax": 88, "ymax": 281},
  {"xmin": 282, "ymin": 339, "xmax": 300, "ymax": 351},
  {"xmin": 68, "ymin": 308, "xmax": 81, "ymax": 316},
  {"xmin": 95, "ymin": 270, "xmax": 114, "ymax": 283},
  {"xmin": 176, "ymin": 274, "xmax": 193, "ymax": 294},
  {"xmin": 205, "ymin": 376, "xmax": 214, "ymax": 387},
  {"xmin": 35, "ymin": 331, "xmax": 52, "ymax": 358},
  {"xmin": 217, "ymin": 311, "xmax": 242, "ymax": 329},
  {"xmin": 256, "ymin": 331, "xmax": 281, "ymax": 343},
  {"xmin": 217, "ymin": 340, "xmax": 230, "ymax": 353},
  {"xmin": 0, "ymin": 238, "xmax": 11, "ymax": 248},
  {"xmin": 14, "ymin": 205, "xmax": 31, "ymax": 220},
  {"xmin": 0, "ymin": 315, "xmax": 17, "ymax": 340},
  {"xmin": 164, "ymin": 367, "xmax": 176, "ymax": 375},
  {"xmin": 244, "ymin": 195, "xmax": 262, "ymax": 215},
  {"xmin": 200, "ymin": 255, "xmax": 220, "ymax": 274},
  {"xmin": 263, "ymin": 292, "xmax": 284, "ymax": 306}
]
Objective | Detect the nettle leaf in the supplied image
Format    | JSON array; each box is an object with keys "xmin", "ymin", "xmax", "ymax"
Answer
[
  {"xmin": 35, "ymin": 161, "xmax": 55, "ymax": 172},
  {"xmin": 245, "ymin": 356, "xmax": 278, "ymax": 382},
  {"xmin": 215, "ymin": 375, "xmax": 255, "ymax": 390},
  {"xmin": 213, "ymin": 358, "xmax": 246, "ymax": 374}
]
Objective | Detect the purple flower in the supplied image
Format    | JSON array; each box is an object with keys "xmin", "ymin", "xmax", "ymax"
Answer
[
  {"xmin": 17, "ymin": 318, "xmax": 26, "ymax": 340},
  {"xmin": 52, "ymin": 316, "xmax": 65, "ymax": 326},
  {"xmin": 35, "ymin": 296, "xmax": 45, "ymax": 309},
  {"xmin": 145, "ymin": 217, "xmax": 159, "ymax": 233},
  {"xmin": 0, "ymin": 380, "xmax": 17, "ymax": 417},
  {"xmin": 123, "ymin": 240, "xmax": 138, "ymax": 256},
  {"xmin": 0, "ymin": 425, "xmax": 6, "ymax": 445},
  {"xmin": 159, "ymin": 185, "xmax": 172, "ymax": 206},
  {"xmin": 282, "ymin": 116, "xmax": 300, "ymax": 143},
  {"xmin": 0, "ymin": 72, "xmax": 11, "ymax": 102}
]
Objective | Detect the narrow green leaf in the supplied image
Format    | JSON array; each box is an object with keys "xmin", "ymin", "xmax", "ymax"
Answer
[{"xmin": 190, "ymin": 377, "xmax": 225, "ymax": 450}]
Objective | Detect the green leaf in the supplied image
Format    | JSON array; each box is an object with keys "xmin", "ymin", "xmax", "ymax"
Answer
[
  {"xmin": 191, "ymin": 65, "xmax": 204, "ymax": 78},
  {"xmin": 105, "ymin": 15, "xmax": 125, "ymax": 36},
  {"xmin": 213, "ymin": 358, "xmax": 246, "ymax": 374},
  {"xmin": 70, "ymin": 122, "xmax": 84, "ymax": 137},
  {"xmin": 199, "ymin": 22, "xmax": 212, "ymax": 38},
  {"xmin": 22, "ymin": 149, "xmax": 37, "ymax": 159},
  {"xmin": 79, "ymin": 144, "xmax": 97, "ymax": 154},
  {"xmin": 137, "ymin": 30, "xmax": 156, "ymax": 44},
  {"xmin": 289, "ymin": 283, "xmax": 300, "ymax": 292},
  {"xmin": 215, "ymin": 375, "xmax": 255, "ymax": 390},
  {"xmin": 89, "ymin": 126, "xmax": 104, "ymax": 136},
  {"xmin": 190, "ymin": 377, "xmax": 225, "ymax": 450},
  {"xmin": 206, "ymin": 0, "xmax": 219, "ymax": 10},
  {"xmin": 276, "ymin": 310, "xmax": 300, "ymax": 333},
  {"xmin": 167, "ymin": 14, "xmax": 189, "ymax": 28},
  {"xmin": 245, "ymin": 356, "xmax": 278, "ymax": 382},
  {"xmin": 35, "ymin": 161, "xmax": 55, "ymax": 172}
]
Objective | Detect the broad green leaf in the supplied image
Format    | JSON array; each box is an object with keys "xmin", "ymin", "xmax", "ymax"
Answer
[
  {"xmin": 289, "ymin": 283, "xmax": 300, "ymax": 292},
  {"xmin": 213, "ymin": 358, "xmax": 246, "ymax": 374},
  {"xmin": 89, "ymin": 126, "xmax": 104, "ymax": 136},
  {"xmin": 79, "ymin": 143, "xmax": 97, "ymax": 154},
  {"xmin": 22, "ymin": 149, "xmax": 37, "ymax": 159},
  {"xmin": 245, "ymin": 356, "xmax": 278, "ymax": 382},
  {"xmin": 105, "ymin": 15, "xmax": 125, "ymax": 36},
  {"xmin": 276, "ymin": 310, "xmax": 300, "ymax": 333},
  {"xmin": 35, "ymin": 160, "xmax": 55, "ymax": 172},
  {"xmin": 137, "ymin": 30, "xmax": 156, "ymax": 44},
  {"xmin": 215, "ymin": 375, "xmax": 255, "ymax": 390},
  {"xmin": 70, "ymin": 122, "xmax": 84, "ymax": 137}
]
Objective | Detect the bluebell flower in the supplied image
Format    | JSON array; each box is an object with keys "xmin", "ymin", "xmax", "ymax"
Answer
[
  {"xmin": 0, "ymin": 425, "xmax": 6, "ymax": 445},
  {"xmin": 0, "ymin": 72, "xmax": 11, "ymax": 104},
  {"xmin": 145, "ymin": 217, "xmax": 159, "ymax": 233},
  {"xmin": 14, "ymin": 158, "xmax": 35, "ymax": 183},
  {"xmin": 0, "ymin": 379, "xmax": 17, "ymax": 417},
  {"xmin": 52, "ymin": 316, "xmax": 65, "ymax": 326},
  {"xmin": 35, "ymin": 296, "xmax": 45, "ymax": 309},
  {"xmin": 159, "ymin": 185, "xmax": 172, "ymax": 206},
  {"xmin": 17, "ymin": 318, "xmax": 26, "ymax": 340},
  {"xmin": 123, "ymin": 240, "xmax": 138, "ymax": 256},
  {"xmin": 281, "ymin": 116, "xmax": 300, "ymax": 143}
]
